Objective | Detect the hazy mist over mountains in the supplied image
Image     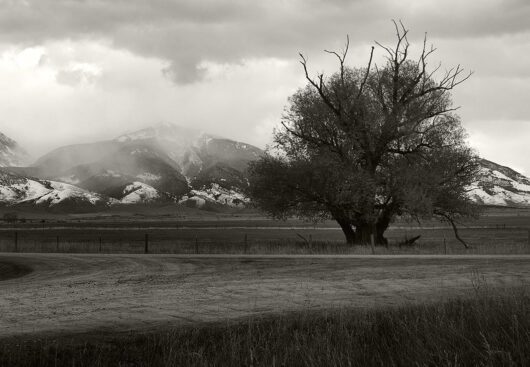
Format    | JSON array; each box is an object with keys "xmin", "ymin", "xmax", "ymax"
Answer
[
  {"xmin": 0, "ymin": 123, "xmax": 529, "ymax": 212},
  {"xmin": 0, "ymin": 132, "xmax": 30, "ymax": 167},
  {"xmin": 0, "ymin": 123, "xmax": 261, "ymax": 211}
]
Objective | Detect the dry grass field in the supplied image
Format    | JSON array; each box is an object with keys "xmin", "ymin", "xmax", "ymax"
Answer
[{"xmin": 1, "ymin": 208, "xmax": 529, "ymax": 365}]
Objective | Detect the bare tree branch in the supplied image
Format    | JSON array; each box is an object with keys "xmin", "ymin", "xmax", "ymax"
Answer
[
  {"xmin": 356, "ymin": 46, "xmax": 375, "ymax": 99},
  {"xmin": 435, "ymin": 211, "xmax": 471, "ymax": 248},
  {"xmin": 299, "ymin": 53, "xmax": 342, "ymax": 117}
]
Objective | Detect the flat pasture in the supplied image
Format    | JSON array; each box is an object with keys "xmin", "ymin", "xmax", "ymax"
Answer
[{"xmin": 0, "ymin": 215, "xmax": 528, "ymax": 254}]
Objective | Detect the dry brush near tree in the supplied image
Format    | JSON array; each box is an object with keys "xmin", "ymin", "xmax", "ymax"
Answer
[{"xmin": 248, "ymin": 22, "xmax": 480, "ymax": 246}]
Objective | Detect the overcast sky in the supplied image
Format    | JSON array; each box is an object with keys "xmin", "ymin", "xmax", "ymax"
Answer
[{"xmin": 0, "ymin": 0, "xmax": 529, "ymax": 173}]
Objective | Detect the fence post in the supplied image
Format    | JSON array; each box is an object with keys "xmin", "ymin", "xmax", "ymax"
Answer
[
  {"xmin": 99, "ymin": 237, "xmax": 102, "ymax": 253},
  {"xmin": 195, "ymin": 237, "xmax": 199, "ymax": 254},
  {"xmin": 14, "ymin": 231, "xmax": 18, "ymax": 252},
  {"xmin": 144, "ymin": 234, "xmax": 149, "ymax": 254},
  {"xmin": 370, "ymin": 234, "xmax": 375, "ymax": 255},
  {"xmin": 444, "ymin": 237, "xmax": 447, "ymax": 255},
  {"xmin": 56, "ymin": 236, "xmax": 59, "ymax": 252},
  {"xmin": 528, "ymin": 230, "xmax": 530, "ymax": 252},
  {"xmin": 244, "ymin": 233, "xmax": 248, "ymax": 254}
]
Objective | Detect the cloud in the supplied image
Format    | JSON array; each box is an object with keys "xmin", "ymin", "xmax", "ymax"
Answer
[
  {"xmin": 162, "ymin": 60, "xmax": 207, "ymax": 85},
  {"xmin": 467, "ymin": 119, "xmax": 530, "ymax": 174},
  {"xmin": 0, "ymin": 0, "xmax": 529, "ymax": 173},
  {"xmin": 0, "ymin": 41, "xmax": 301, "ymax": 158},
  {"xmin": 1, "ymin": 0, "xmax": 528, "ymax": 84},
  {"xmin": 56, "ymin": 62, "xmax": 101, "ymax": 86}
]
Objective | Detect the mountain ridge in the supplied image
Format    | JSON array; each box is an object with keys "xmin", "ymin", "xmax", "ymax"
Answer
[{"xmin": 0, "ymin": 125, "xmax": 528, "ymax": 211}]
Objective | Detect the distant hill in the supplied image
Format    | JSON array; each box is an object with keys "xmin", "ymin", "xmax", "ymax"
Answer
[
  {"xmin": 0, "ymin": 168, "xmax": 110, "ymax": 211},
  {"xmin": 469, "ymin": 159, "xmax": 530, "ymax": 207}
]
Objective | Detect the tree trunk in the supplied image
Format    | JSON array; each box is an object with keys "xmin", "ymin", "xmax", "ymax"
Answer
[
  {"xmin": 335, "ymin": 217, "xmax": 356, "ymax": 244},
  {"xmin": 355, "ymin": 222, "xmax": 388, "ymax": 246},
  {"xmin": 354, "ymin": 223, "xmax": 372, "ymax": 244},
  {"xmin": 376, "ymin": 216, "xmax": 390, "ymax": 246},
  {"xmin": 334, "ymin": 217, "xmax": 389, "ymax": 246}
]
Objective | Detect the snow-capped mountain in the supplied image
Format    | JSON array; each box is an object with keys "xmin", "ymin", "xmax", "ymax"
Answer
[
  {"xmin": 0, "ymin": 132, "xmax": 30, "ymax": 167},
  {"xmin": 114, "ymin": 122, "xmax": 262, "ymax": 179},
  {"xmin": 20, "ymin": 122, "xmax": 262, "ymax": 208},
  {"xmin": 468, "ymin": 159, "xmax": 530, "ymax": 207},
  {"xmin": 114, "ymin": 123, "xmax": 214, "ymax": 177}
]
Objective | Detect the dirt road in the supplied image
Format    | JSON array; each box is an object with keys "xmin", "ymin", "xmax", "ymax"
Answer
[{"xmin": 1, "ymin": 254, "xmax": 529, "ymax": 338}]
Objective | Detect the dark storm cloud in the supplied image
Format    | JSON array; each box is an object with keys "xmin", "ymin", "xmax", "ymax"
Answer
[
  {"xmin": 3, "ymin": 0, "xmax": 529, "ymax": 83},
  {"xmin": 398, "ymin": 0, "xmax": 530, "ymax": 39}
]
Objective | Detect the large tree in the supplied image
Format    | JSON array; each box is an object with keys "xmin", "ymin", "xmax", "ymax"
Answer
[{"xmin": 248, "ymin": 23, "xmax": 480, "ymax": 246}]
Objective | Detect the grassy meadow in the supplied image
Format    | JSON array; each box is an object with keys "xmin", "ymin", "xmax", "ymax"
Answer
[{"xmin": 0, "ymin": 212, "xmax": 528, "ymax": 254}]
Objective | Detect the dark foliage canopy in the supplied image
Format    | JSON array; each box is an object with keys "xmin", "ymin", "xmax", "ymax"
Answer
[{"xmin": 248, "ymin": 22, "xmax": 480, "ymax": 245}]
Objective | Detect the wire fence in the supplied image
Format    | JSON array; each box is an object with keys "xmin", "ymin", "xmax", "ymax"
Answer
[{"xmin": 0, "ymin": 226, "xmax": 529, "ymax": 255}]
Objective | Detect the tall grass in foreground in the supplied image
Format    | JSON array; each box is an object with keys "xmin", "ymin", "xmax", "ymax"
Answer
[{"xmin": 1, "ymin": 288, "xmax": 529, "ymax": 367}]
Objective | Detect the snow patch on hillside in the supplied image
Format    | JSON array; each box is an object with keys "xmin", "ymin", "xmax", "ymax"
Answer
[
  {"xmin": 180, "ymin": 183, "xmax": 248, "ymax": 207},
  {"xmin": 0, "ymin": 168, "xmax": 110, "ymax": 207},
  {"xmin": 469, "ymin": 163, "xmax": 530, "ymax": 206},
  {"xmin": 0, "ymin": 179, "xmax": 49, "ymax": 203},
  {"xmin": 120, "ymin": 181, "xmax": 160, "ymax": 204},
  {"xmin": 0, "ymin": 175, "xmax": 107, "ymax": 207},
  {"xmin": 34, "ymin": 181, "xmax": 105, "ymax": 205},
  {"xmin": 468, "ymin": 185, "xmax": 530, "ymax": 206}
]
